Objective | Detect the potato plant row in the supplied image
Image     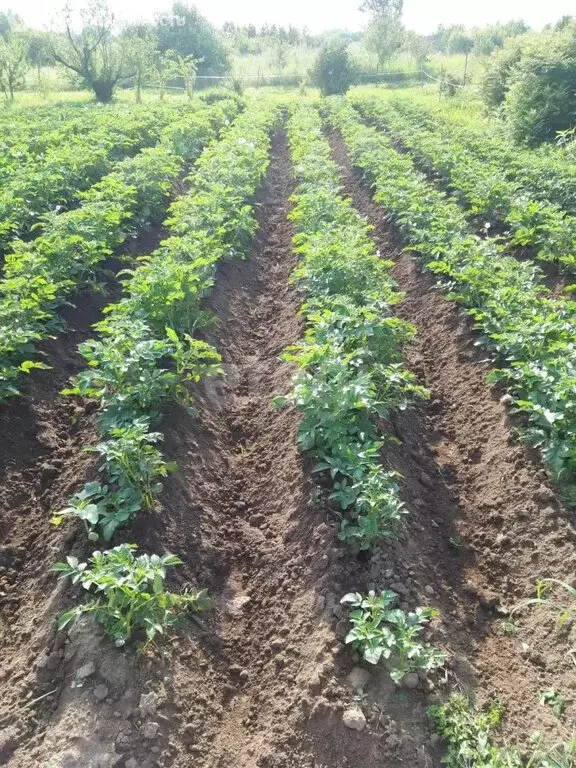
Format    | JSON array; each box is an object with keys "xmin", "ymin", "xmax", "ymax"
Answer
[
  {"xmin": 283, "ymin": 103, "xmax": 426, "ymax": 549},
  {"xmin": 283, "ymin": 104, "xmax": 445, "ymax": 682},
  {"xmin": 52, "ymin": 102, "xmax": 279, "ymax": 647},
  {"xmin": 0, "ymin": 99, "xmax": 240, "ymax": 400},
  {"xmin": 0, "ymin": 103, "xmax": 188, "ymax": 248},
  {"xmin": 0, "ymin": 103, "xmax": 165, "ymax": 185},
  {"xmin": 355, "ymin": 98, "xmax": 576, "ymax": 274},
  {"xmin": 387, "ymin": 96, "xmax": 576, "ymax": 217},
  {"xmin": 325, "ymin": 98, "xmax": 576, "ymax": 494}
]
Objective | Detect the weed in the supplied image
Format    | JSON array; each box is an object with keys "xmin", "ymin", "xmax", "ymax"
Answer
[
  {"xmin": 429, "ymin": 694, "xmax": 576, "ymax": 767},
  {"xmin": 537, "ymin": 689, "xmax": 566, "ymax": 719}
]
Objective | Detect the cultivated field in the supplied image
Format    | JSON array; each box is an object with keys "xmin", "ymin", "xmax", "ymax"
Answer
[{"xmin": 0, "ymin": 89, "xmax": 575, "ymax": 767}]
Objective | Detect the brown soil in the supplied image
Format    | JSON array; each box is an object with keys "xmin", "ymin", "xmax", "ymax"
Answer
[{"xmin": 328, "ymin": 130, "xmax": 576, "ymax": 751}]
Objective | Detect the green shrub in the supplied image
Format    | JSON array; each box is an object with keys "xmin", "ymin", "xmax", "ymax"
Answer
[
  {"xmin": 480, "ymin": 29, "xmax": 576, "ymax": 145},
  {"xmin": 504, "ymin": 33, "xmax": 576, "ymax": 145},
  {"xmin": 309, "ymin": 38, "xmax": 355, "ymax": 96},
  {"xmin": 478, "ymin": 35, "xmax": 530, "ymax": 108}
]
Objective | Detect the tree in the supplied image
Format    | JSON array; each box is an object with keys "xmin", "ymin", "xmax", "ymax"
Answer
[
  {"xmin": 155, "ymin": 3, "xmax": 229, "ymax": 76},
  {"xmin": 0, "ymin": 11, "xmax": 22, "ymax": 42},
  {"xmin": 472, "ymin": 21, "xmax": 530, "ymax": 57},
  {"xmin": 26, "ymin": 31, "xmax": 54, "ymax": 84},
  {"xmin": 360, "ymin": 0, "xmax": 402, "ymax": 14},
  {"xmin": 402, "ymin": 30, "xmax": 430, "ymax": 69},
  {"xmin": 274, "ymin": 41, "xmax": 288, "ymax": 75},
  {"xmin": 553, "ymin": 16, "xmax": 575, "ymax": 32},
  {"xmin": 431, "ymin": 24, "xmax": 452, "ymax": 53},
  {"xmin": 0, "ymin": 31, "xmax": 27, "ymax": 100},
  {"xmin": 310, "ymin": 38, "xmax": 355, "ymax": 95},
  {"xmin": 361, "ymin": 0, "xmax": 404, "ymax": 69},
  {"xmin": 151, "ymin": 49, "xmax": 178, "ymax": 100},
  {"xmin": 52, "ymin": 1, "xmax": 128, "ymax": 103},
  {"xmin": 448, "ymin": 31, "xmax": 474, "ymax": 83},
  {"xmin": 175, "ymin": 54, "xmax": 200, "ymax": 99},
  {"xmin": 124, "ymin": 33, "xmax": 157, "ymax": 103},
  {"xmin": 364, "ymin": 16, "xmax": 404, "ymax": 67}
]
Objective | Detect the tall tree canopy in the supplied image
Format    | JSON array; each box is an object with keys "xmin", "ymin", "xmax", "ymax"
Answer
[
  {"xmin": 362, "ymin": 0, "xmax": 404, "ymax": 67},
  {"xmin": 52, "ymin": 1, "xmax": 129, "ymax": 102},
  {"xmin": 155, "ymin": 3, "xmax": 229, "ymax": 75}
]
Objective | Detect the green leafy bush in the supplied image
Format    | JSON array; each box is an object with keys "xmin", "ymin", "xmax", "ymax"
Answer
[
  {"xmin": 479, "ymin": 29, "xmax": 576, "ymax": 146},
  {"xmin": 478, "ymin": 35, "xmax": 531, "ymax": 109},
  {"xmin": 504, "ymin": 34, "xmax": 576, "ymax": 145},
  {"xmin": 310, "ymin": 38, "xmax": 356, "ymax": 96}
]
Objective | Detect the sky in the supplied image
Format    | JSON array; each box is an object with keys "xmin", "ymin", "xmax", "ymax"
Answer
[{"xmin": 6, "ymin": 0, "xmax": 576, "ymax": 35}]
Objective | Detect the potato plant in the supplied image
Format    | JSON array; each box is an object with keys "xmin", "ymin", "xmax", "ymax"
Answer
[
  {"xmin": 53, "ymin": 544, "xmax": 213, "ymax": 648},
  {"xmin": 356, "ymin": 97, "xmax": 576, "ymax": 273},
  {"xmin": 56, "ymin": 101, "xmax": 279, "ymax": 543},
  {"xmin": 0, "ymin": 103, "xmax": 184, "ymax": 248},
  {"xmin": 0, "ymin": 100, "xmax": 239, "ymax": 400},
  {"xmin": 341, "ymin": 590, "xmax": 445, "ymax": 682},
  {"xmin": 389, "ymin": 96, "xmax": 576, "ymax": 216}
]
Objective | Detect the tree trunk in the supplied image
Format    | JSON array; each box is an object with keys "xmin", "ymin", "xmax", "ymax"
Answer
[
  {"xmin": 92, "ymin": 80, "xmax": 115, "ymax": 103},
  {"xmin": 136, "ymin": 78, "xmax": 142, "ymax": 104},
  {"xmin": 463, "ymin": 53, "xmax": 469, "ymax": 85}
]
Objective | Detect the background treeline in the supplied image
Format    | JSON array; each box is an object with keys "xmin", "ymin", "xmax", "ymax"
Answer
[
  {"xmin": 1, "ymin": 0, "xmax": 575, "ymax": 147},
  {"xmin": 0, "ymin": 2, "xmax": 231, "ymax": 103}
]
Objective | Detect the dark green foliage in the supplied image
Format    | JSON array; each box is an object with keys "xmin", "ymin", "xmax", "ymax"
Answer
[
  {"xmin": 479, "ymin": 35, "xmax": 529, "ymax": 108},
  {"xmin": 480, "ymin": 28, "xmax": 576, "ymax": 145},
  {"xmin": 504, "ymin": 32, "xmax": 576, "ymax": 145},
  {"xmin": 309, "ymin": 38, "xmax": 355, "ymax": 96},
  {"xmin": 155, "ymin": 2, "xmax": 230, "ymax": 75}
]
